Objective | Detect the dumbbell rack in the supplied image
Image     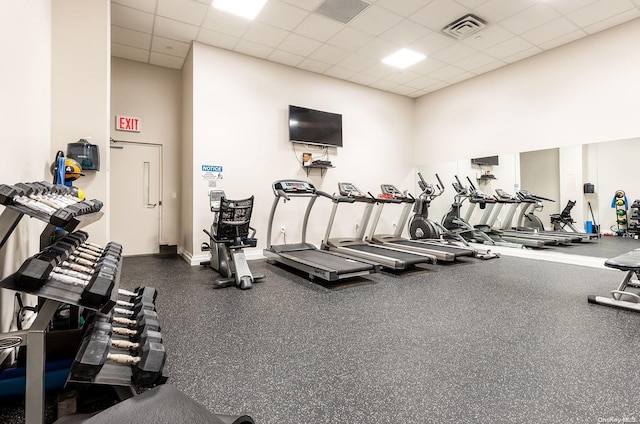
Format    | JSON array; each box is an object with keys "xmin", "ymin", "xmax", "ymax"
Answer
[{"xmin": 0, "ymin": 182, "xmax": 109, "ymax": 424}]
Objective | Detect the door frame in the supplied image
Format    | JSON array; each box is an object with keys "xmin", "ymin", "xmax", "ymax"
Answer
[{"xmin": 109, "ymin": 138, "xmax": 164, "ymax": 249}]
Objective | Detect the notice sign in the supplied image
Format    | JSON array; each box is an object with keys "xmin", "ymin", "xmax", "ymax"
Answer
[
  {"xmin": 115, "ymin": 115, "xmax": 141, "ymax": 132},
  {"xmin": 201, "ymin": 165, "xmax": 223, "ymax": 180}
]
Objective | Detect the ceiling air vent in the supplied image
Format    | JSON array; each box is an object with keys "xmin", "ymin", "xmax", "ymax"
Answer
[
  {"xmin": 441, "ymin": 14, "xmax": 487, "ymax": 40},
  {"xmin": 315, "ymin": 0, "xmax": 371, "ymax": 24}
]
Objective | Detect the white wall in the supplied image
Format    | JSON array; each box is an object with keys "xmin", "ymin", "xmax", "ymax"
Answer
[
  {"xmin": 186, "ymin": 43, "xmax": 415, "ymax": 263},
  {"xmin": 51, "ymin": 0, "xmax": 110, "ymax": 246},
  {"xmin": 0, "ymin": 1, "xmax": 52, "ymax": 337},
  {"xmin": 110, "ymin": 58, "xmax": 182, "ymax": 247},
  {"xmin": 414, "ymin": 18, "xmax": 640, "ymax": 165},
  {"xmin": 520, "ymin": 148, "xmax": 561, "ymax": 227}
]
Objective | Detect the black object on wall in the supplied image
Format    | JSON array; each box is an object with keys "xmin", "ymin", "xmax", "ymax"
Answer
[
  {"xmin": 67, "ymin": 139, "xmax": 100, "ymax": 171},
  {"xmin": 583, "ymin": 183, "xmax": 595, "ymax": 194}
]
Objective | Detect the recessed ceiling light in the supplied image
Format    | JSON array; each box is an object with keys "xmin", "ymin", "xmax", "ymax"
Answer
[
  {"xmin": 212, "ymin": 0, "xmax": 267, "ymax": 20},
  {"xmin": 382, "ymin": 48, "xmax": 426, "ymax": 69}
]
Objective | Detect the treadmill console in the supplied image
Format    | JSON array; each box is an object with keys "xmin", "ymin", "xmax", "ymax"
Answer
[
  {"xmin": 209, "ymin": 190, "xmax": 225, "ymax": 212},
  {"xmin": 380, "ymin": 184, "xmax": 406, "ymax": 199},
  {"xmin": 273, "ymin": 180, "xmax": 316, "ymax": 194},
  {"xmin": 338, "ymin": 182, "xmax": 367, "ymax": 198},
  {"xmin": 494, "ymin": 188, "xmax": 518, "ymax": 201}
]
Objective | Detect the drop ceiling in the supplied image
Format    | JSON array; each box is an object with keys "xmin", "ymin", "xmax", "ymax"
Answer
[{"xmin": 111, "ymin": 0, "xmax": 640, "ymax": 98}]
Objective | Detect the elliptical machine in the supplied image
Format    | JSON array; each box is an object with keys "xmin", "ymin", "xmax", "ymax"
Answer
[
  {"xmin": 201, "ymin": 190, "xmax": 265, "ymax": 290},
  {"xmin": 408, "ymin": 173, "xmax": 447, "ymax": 239},
  {"xmin": 409, "ymin": 173, "xmax": 499, "ymax": 259}
]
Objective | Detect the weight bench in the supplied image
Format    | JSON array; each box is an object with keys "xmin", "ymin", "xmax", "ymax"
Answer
[
  {"xmin": 54, "ymin": 384, "xmax": 255, "ymax": 424},
  {"xmin": 588, "ymin": 249, "xmax": 640, "ymax": 312}
]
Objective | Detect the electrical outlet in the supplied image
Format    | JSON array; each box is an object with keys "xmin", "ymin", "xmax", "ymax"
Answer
[
  {"xmin": 355, "ymin": 223, "xmax": 359, "ymax": 230},
  {"xmin": 392, "ymin": 221, "xmax": 397, "ymax": 228},
  {"xmin": 280, "ymin": 226, "xmax": 286, "ymax": 234}
]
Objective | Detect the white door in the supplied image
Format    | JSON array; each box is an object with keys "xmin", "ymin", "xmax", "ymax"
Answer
[{"xmin": 110, "ymin": 143, "xmax": 162, "ymax": 255}]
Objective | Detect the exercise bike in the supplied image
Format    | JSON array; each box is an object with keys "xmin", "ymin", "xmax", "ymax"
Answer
[{"xmin": 201, "ymin": 190, "xmax": 264, "ymax": 290}]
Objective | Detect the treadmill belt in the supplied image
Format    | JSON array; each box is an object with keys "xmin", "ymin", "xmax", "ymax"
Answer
[
  {"xmin": 394, "ymin": 240, "xmax": 474, "ymax": 257},
  {"xmin": 289, "ymin": 249, "xmax": 374, "ymax": 273},
  {"xmin": 347, "ymin": 244, "xmax": 429, "ymax": 266}
]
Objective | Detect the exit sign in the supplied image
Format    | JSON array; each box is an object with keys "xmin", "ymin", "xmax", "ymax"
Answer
[{"xmin": 115, "ymin": 115, "xmax": 141, "ymax": 132}]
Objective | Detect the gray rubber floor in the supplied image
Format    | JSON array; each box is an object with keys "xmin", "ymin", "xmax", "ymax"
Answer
[{"xmin": 3, "ymin": 241, "xmax": 640, "ymax": 423}]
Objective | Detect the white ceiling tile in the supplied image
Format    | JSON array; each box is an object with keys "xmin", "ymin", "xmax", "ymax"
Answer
[
  {"xmin": 499, "ymin": 3, "xmax": 561, "ymax": 35},
  {"xmin": 376, "ymin": 0, "xmax": 430, "ymax": 17},
  {"xmin": 484, "ymin": 36, "xmax": 534, "ymax": 59},
  {"xmin": 461, "ymin": 25, "xmax": 516, "ymax": 49},
  {"xmin": 379, "ymin": 19, "xmax": 431, "ymax": 46},
  {"xmin": 431, "ymin": 43, "xmax": 478, "ymax": 63},
  {"xmin": 111, "ymin": 4, "xmax": 155, "ymax": 33},
  {"xmin": 327, "ymin": 27, "xmax": 376, "ymax": 51},
  {"xmin": 405, "ymin": 75, "xmax": 441, "ymax": 89},
  {"xmin": 112, "ymin": 43, "xmax": 150, "ymax": 62},
  {"xmin": 408, "ymin": 89, "xmax": 428, "ymax": 98},
  {"xmin": 547, "ymin": 0, "xmax": 599, "ymax": 15},
  {"xmin": 111, "ymin": 26, "xmax": 152, "ymax": 50},
  {"xmin": 149, "ymin": 51, "xmax": 184, "ymax": 68},
  {"xmin": 390, "ymin": 85, "xmax": 417, "ymax": 96},
  {"xmin": 428, "ymin": 64, "xmax": 467, "ymax": 81},
  {"xmin": 243, "ymin": 22, "xmax": 289, "ymax": 48},
  {"xmin": 151, "ymin": 36, "xmax": 190, "ymax": 57},
  {"xmin": 338, "ymin": 53, "xmax": 378, "ymax": 72},
  {"xmin": 349, "ymin": 5, "xmax": 404, "ymax": 36},
  {"xmin": 362, "ymin": 63, "xmax": 399, "ymax": 79},
  {"xmin": 297, "ymin": 58, "xmax": 332, "ymax": 73},
  {"xmin": 410, "ymin": 0, "xmax": 468, "ymax": 31},
  {"xmin": 410, "ymin": 31, "xmax": 456, "ymax": 55},
  {"xmin": 234, "ymin": 40, "xmax": 274, "ymax": 59},
  {"xmin": 471, "ymin": 60, "xmax": 506, "ymax": 74},
  {"xmin": 369, "ymin": 79, "xmax": 398, "ymax": 91},
  {"xmin": 201, "ymin": 8, "xmax": 251, "ymax": 38},
  {"xmin": 455, "ymin": 0, "xmax": 490, "ymax": 8},
  {"xmin": 278, "ymin": 33, "xmax": 323, "ymax": 56},
  {"xmin": 357, "ymin": 38, "xmax": 400, "ymax": 61},
  {"xmin": 567, "ymin": 0, "xmax": 636, "ymax": 27},
  {"xmin": 410, "ymin": 57, "xmax": 448, "ymax": 75},
  {"xmin": 196, "ymin": 29, "xmax": 239, "ymax": 50},
  {"xmin": 444, "ymin": 71, "xmax": 475, "ymax": 84},
  {"xmin": 324, "ymin": 66, "xmax": 356, "ymax": 80},
  {"xmin": 112, "ymin": 0, "xmax": 158, "ymax": 14},
  {"xmin": 348, "ymin": 73, "xmax": 379, "ymax": 85},
  {"xmin": 502, "ymin": 45, "xmax": 542, "ymax": 63},
  {"xmin": 268, "ymin": 50, "xmax": 305, "ymax": 67},
  {"xmin": 423, "ymin": 82, "xmax": 449, "ymax": 93},
  {"xmin": 308, "ymin": 44, "xmax": 350, "ymax": 65},
  {"xmin": 154, "ymin": 16, "xmax": 199, "ymax": 42},
  {"xmin": 295, "ymin": 14, "xmax": 344, "ymax": 42},
  {"xmin": 520, "ymin": 17, "xmax": 580, "ymax": 45},
  {"xmin": 472, "ymin": 0, "xmax": 538, "ymax": 22},
  {"xmin": 538, "ymin": 29, "xmax": 586, "ymax": 50},
  {"xmin": 454, "ymin": 51, "xmax": 498, "ymax": 71},
  {"xmin": 157, "ymin": 0, "xmax": 208, "ymax": 26},
  {"xmin": 256, "ymin": 0, "xmax": 309, "ymax": 31},
  {"xmin": 385, "ymin": 70, "xmax": 421, "ymax": 85},
  {"xmin": 582, "ymin": 8, "xmax": 640, "ymax": 34},
  {"xmin": 279, "ymin": 0, "xmax": 323, "ymax": 11}
]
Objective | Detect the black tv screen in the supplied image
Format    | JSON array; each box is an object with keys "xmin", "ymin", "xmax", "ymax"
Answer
[
  {"xmin": 471, "ymin": 156, "xmax": 499, "ymax": 166},
  {"xmin": 289, "ymin": 105, "xmax": 343, "ymax": 148}
]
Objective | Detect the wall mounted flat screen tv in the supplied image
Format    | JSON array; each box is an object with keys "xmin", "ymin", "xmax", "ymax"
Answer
[
  {"xmin": 289, "ymin": 105, "xmax": 343, "ymax": 148},
  {"xmin": 471, "ymin": 155, "xmax": 499, "ymax": 166}
]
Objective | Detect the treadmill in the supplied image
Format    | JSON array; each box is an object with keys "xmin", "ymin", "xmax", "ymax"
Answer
[
  {"xmin": 263, "ymin": 179, "xmax": 380, "ymax": 281},
  {"xmin": 463, "ymin": 178, "xmax": 568, "ymax": 247},
  {"xmin": 515, "ymin": 189, "xmax": 592, "ymax": 242},
  {"xmin": 322, "ymin": 182, "xmax": 437, "ymax": 270},
  {"xmin": 364, "ymin": 183, "xmax": 475, "ymax": 261}
]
